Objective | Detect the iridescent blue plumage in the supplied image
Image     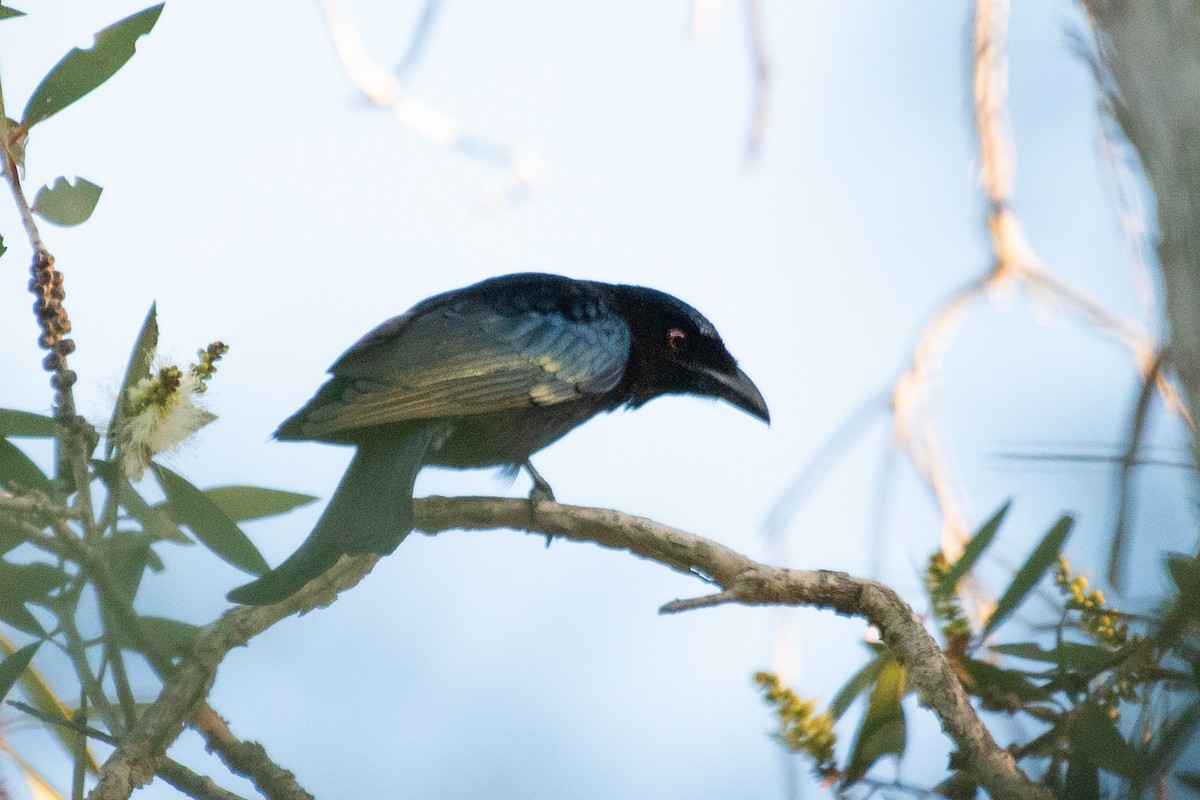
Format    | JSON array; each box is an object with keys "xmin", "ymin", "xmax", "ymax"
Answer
[{"xmin": 228, "ymin": 273, "xmax": 767, "ymax": 605}]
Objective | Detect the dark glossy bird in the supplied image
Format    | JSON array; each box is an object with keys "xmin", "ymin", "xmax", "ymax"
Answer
[{"xmin": 227, "ymin": 273, "xmax": 768, "ymax": 605}]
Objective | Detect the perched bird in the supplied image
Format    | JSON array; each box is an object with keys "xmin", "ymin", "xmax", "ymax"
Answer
[{"xmin": 227, "ymin": 273, "xmax": 768, "ymax": 605}]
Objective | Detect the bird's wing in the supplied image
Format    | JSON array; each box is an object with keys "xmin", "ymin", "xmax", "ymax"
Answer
[{"xmin": 290, "ymin": 297, "xmax": 631, "ymax": 436}]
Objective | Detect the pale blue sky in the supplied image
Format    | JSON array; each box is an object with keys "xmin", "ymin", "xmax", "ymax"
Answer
[{"xmin": 0, "ymin": 1, "xmax": 1193, "ymax": 797}]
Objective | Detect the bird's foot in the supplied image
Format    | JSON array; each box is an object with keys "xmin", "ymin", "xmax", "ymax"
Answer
[
  {"xmin": 522, "ymin": 460, "xmax": 556, "ymax": 546},
  {"xmin": 523, "ymin": 460, "xmax": 557, "ymax": 504}
]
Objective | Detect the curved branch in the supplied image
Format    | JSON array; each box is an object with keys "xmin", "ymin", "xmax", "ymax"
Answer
[{"xmin": 87, "ymin": 497, "xmax": 1047, "ymax": 800}]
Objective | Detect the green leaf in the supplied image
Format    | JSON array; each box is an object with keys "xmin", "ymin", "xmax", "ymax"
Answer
[
  {"xmin": 152, "ymin": 464, "xmax": 269, "ymax": 575},
  {"xmin": 102, "ymin": 534, "xmax": 156, "ymax": 602},
  {"xmin": 938, "ymin": 500, "xmax": 1010, "ymax": 595},
  {"xmin": 1133, "ymin": 701, "xmax": 1200, "ymax": 790},
  {"xmin": 845, "ymin": 657, "xmax": 907, "ymax": 783},
  {"xmin": 1178, "ymin": 773, "xmax": 1200, "ymax": 793},
  {"xmin": 1063, "ymin": 749, "xmax": 1099, "ymax": 800},
  {"xmin": 0, "ymin": 642, "xmax": 39, "ymax": 701},
  {"xmin": 0, "ymin": 7, "xmax": 25, "ymax": 21},
  {"xmin": 0, "ymin": 438, "xmax": 52, "ymax": 494},
  {"xmin": 828, "ymin": 647, "xmax": 887, "ymax": 720},
  {"xmin": 992, "ymin": 640, "xmax": 1124, "ymax": 678},
  {"xmin": 1071, "ymin": 702, "xmax": 1137, "ymax": 777},
  {"xmin": 0, "ymin": 602, "xmax": 46, "ymax": 637},
  {"xmin": 0, "ymin": 409, "xmax": 58, "ymax": 438},
  {"xmin": 32, "ymin": 177, "xmax": 103, "ymax": 227},
  {"xmin": 21, "ymin": 4, "xmax": 164, "ymax": 129},
  {"xmin": 135, "ymin": 616, "xmax": 199, "ymax": 659},
  {"xmin": 982, "ymin": 514, "xmax": 1074, "ymax": 639},
  {"xmin": 958, "ymin": 656, "xmax": 1051, "ymax": 706},
  {"xmin": 202, "ymin": 486, "xmax": 318, "ymax": 522},
  {"xmin": 0, "ymin": 633, "xmax": 96, "ymax": 773},
  {"xmin": 107, "ymin": 303, "xmax": 158, "ymax": 459},
  {"xmin": 0, "ymin": 561, "xmax": 70, "ymax": 606},
  {"xmin": 0, "ymin": 233, "xmax": 6, "ymax": 257},
  {"xmin": 117, "ymin": 476, "xmax": 191, "ymax": 544},
  {"xmin": 1166, "ymin": 553, "xmax": 1200, "ymax": 596}
]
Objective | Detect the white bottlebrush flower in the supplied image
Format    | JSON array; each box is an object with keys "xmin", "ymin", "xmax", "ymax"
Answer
[{"xmin": 117, "ymin": 348, "xmax": 223, "ymax": 481}]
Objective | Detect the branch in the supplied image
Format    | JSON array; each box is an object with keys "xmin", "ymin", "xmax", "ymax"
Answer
[
  {"xmin": 191, "ymin": 702, "xmax": 314, "ymax": 800},
  {"xmin": 315, "ymin": 0, "xmax": 543, "ymax": 208},
  {"xmin": 742, "ymin": 0, "xmax": 771, "ymax": 159},
  {"xmin": 9, "ymin": 702, "xmax": 250, "ymax": 800},
  {"xmin": 87, "ymin": 498, "xmax": 1047, "ymax": 800}
]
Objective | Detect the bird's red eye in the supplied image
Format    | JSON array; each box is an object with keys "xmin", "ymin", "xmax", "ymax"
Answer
[{"xmin": 667, "ymin": 328, "xmax": 687, "ymax": 352}]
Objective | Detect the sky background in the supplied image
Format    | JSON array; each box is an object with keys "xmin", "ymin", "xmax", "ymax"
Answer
[{"xmin": 0, "ymin": 1, "xmax": 1195, "ymax": 798}]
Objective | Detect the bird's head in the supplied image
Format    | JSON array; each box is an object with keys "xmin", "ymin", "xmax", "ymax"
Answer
[{"xmin": 611, "ymin": 285, "xmax": 770, "ymax": 424}]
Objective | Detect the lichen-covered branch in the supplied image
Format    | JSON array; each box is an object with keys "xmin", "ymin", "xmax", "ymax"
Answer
[{"xmin": 86, "ymin": 498, "xmax": 1047, "ymax": 800}]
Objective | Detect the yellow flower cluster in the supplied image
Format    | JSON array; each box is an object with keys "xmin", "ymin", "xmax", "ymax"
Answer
[
  {"xmin": 1054, "ymin": 557, "xmax": 1127, "ymax": 645},
  {"xmin": 924, "ymin": 552, "xmax": 971, "ymax": 643},
  {"xmin": 191, "ymin": 341, "xmax": 228, "ymax": 392},
  {"xmin": 753, "ymin": 671, "xmax": 836, "ymax": 766}
]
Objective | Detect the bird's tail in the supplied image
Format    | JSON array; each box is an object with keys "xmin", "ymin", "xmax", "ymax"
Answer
[{"xmin": 226, "ymin": 428, "xmax": 439, "ymax": 605}]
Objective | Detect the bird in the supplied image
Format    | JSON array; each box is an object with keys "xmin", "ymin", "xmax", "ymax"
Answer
[{"xmin": 226, "ymin": 272, "xmax": 768, "ymax": 605}]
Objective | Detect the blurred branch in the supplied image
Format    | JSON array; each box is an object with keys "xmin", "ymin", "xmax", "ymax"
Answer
[
  {"xmin": 393, "ymin": 0, "xmax": 442, "ymax": 80},
  {"xmin": 743, "ymin": 0, "xmax": 771, "ymax": 159},
  {"xmin": 315, "ymin": 0, "xmax": 543, "ymax": 208},
  {"xmin": 88, "ymin": 498, "xmax": 1048, "ymax": 800},
  {"xmin": 1081, "ymin": 0, "xmax": 1200, "ymax": 453},
  {"xmin": 768, "ymin": 0, "xmax": 1189, "ymax": 571}
]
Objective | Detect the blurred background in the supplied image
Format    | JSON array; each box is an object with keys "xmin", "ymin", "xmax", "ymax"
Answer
[{"xmin": 0, "ymin": 1, "xmax": 1194, "ymax": 797}]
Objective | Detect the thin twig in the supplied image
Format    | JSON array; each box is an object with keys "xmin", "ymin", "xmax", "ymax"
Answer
[
  {"xmin": 316, "ymin": 0, "xmax": 543, "ymax": 208},
  {"xmin": 742, "ymin": 0, "xmax": 771, "ymax": 159},
  {"xmin": 87, "ymin": 498, "xmax": 1048, "ymax": 800},
  {"xmin": 0, "ymin": 149, "xmax": 97, "ymax": 521},
  {"xmin": 393, "ymin": 0, "xmax": 442, "ymax": 80}
]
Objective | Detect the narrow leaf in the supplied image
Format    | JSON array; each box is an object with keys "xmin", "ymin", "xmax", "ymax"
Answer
[
  {"xmin": 0, "ymin": 561, "xmax": 70, "ymax": 605},
  {"xmin": 0, "ymin": 7, "xmax": 24, "ymax": 20},
  {"xmin": 21, "ymin": 4, "xmax": 164, "ymax": 128},
  {"xmin": 32, "ymin": 177, "xmax": 103, "ymax": 227},
  {"xmin": 1134, "ymin": 701, "xmax": 1200, "ymax": 789},
  {"xmin": 102, "ymin": 534, "xmax": 154, "ymax": 602},
  {"xmin": 202, "ymin": 486, "xmax": 318, "ymax": 522},
  {"xmin": 107, "ymin": 303, "xmax": 158, "ymax": 459},
  {"xmin": 118, "ymin": 476, "xmax": 191, "ymax": 544},
  {"xmin": 135, "ymin": 616, "xmax": 199, "ymax": 658},
  {"xmin": 958, "ymin": 657, "xmax": 1051, "ymax": 705},
  {"xmin": 1071, "ymin": 703, "xmax": 1137, "ymax": 777},
  {"xmin": 982, "ymin": 514, "xmax": 1074, "ymax": 639},
  {"xmin": 0, "ymin": 642, "xmax": 39, "ymax": 700},
  {"xmin": 152, "ymin": 464, "xmax": 269, "ymax": 575},
  {"xmin": 992, "ymin": 640, "xmax": 1124, "ymax": 677},
  {"xmin": 0, "ymin": 438, "xmax": 53, "ymax": 494},
  {"xmin": 0, "ymin": 409, "xmax": 58, "ymax": 438},
  {"xmin": 1178, "ymin": 773, "xmax": 1200, "ymax": 793},
  {"xmin": 0, "ymin": 602, "xmax": 46, "ymax": 637},
  {"xmin": 1166, "ymin": 553, "xmax": 1200, "ymax": 595},
  {"xmin": 938, "ymin": 500, "xmax": 1010, "ymax": 594},
  {"xmin": 0, "ymin": 233, "xmax": 6, "ymax": 256},
  {"xmin": 845, "ymin": 658, "xmax": 907, "ymax": 782},
  {"xmin": 1063, "ymin": 750, "xmax": 1099, "ymax": 800},
  {"xmin": 828, "ymin": 648, "xmax": 888, "ymax": 720},
  {"xmin": 0, "ymin": 633, "xmax": 97, "ymax": 773}
]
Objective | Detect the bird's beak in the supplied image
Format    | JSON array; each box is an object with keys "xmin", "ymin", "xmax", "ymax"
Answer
[{"xmin": 702, "ymin": 365, "xmax": 770, "ymax": 424}]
